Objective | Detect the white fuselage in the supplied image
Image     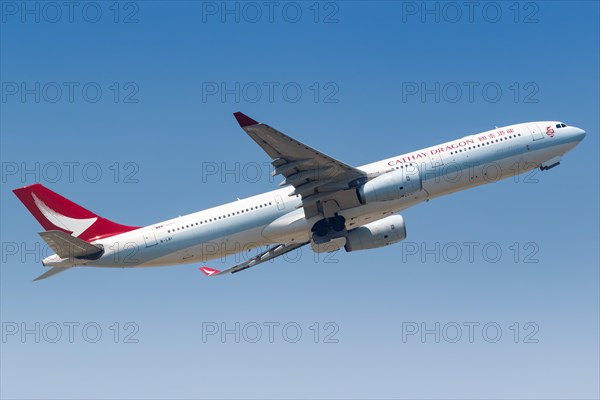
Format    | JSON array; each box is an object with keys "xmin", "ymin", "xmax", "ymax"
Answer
[{"xmin": 43, "ymin": 121, "xmax": 585, "ymax": 268}]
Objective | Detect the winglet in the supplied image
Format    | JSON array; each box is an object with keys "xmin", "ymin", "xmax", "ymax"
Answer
[
  {"xmin": 233, "ymin": 112, "xmax": 259, "ymax": 127},
  {"xmin": 199, "ymin": 266, "xmax": 221, "ymax": 277}
]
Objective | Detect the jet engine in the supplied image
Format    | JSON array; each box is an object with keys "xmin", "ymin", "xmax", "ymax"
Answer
[
  {"xmin": 344, "ymin": 215, "xmax": 407, "ymax": 252},
  {"xmin": 357, "ymin": 166, "xmax": 421, "ymax": 204}
]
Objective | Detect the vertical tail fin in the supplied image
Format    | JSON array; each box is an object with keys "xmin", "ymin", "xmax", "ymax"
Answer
[{"xmin": 13, "ymin": 183, "xmax": 140, "ymax": 242}]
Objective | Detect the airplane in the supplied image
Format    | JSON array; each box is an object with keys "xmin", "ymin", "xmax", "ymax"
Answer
[{"xmin": 13, "ymin": 112, "xmax": 586, "ymax": 281}]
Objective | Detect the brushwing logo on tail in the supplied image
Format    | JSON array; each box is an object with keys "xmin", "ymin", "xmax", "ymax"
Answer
[{"xmin": 32, "ymin": 193, "xmax": 97, "ymax": 237}]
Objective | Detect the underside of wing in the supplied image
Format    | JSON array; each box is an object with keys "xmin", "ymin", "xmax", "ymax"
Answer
[{"xmin": 200, "ymin": 242, "xmax": 308, "ymax": 277}]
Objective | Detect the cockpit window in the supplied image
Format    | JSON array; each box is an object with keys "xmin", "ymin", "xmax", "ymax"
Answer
[
  {"xmin": 561, "ymin": 123, "xmax": 567, "ymax": 128},
  {"xmin": 556, "ymin": 124, "xmax": 561, "ymax": 129}
]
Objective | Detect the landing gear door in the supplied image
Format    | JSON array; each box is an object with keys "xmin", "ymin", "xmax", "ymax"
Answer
[{"xmin": 527, "ymin": 124, "xmax": 544, "ymax": 141}]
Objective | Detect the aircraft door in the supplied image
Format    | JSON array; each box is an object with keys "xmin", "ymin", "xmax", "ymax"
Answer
[
  {"xmin": 428, "ymin": 152, "xmax": 444, "ymax": 169},
  {"xmin": 527, "ymin": 124, "xmax": 544, "ymax": 141},
  {"xmin": 275, "ymin": 195, "xmax": 285, "ymax": 210},
  {"xmin": 142, "ymin": 228, "xmax": 158, "ymax": 247}
]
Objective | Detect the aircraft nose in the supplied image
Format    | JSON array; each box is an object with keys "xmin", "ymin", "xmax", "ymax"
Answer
[{"xmin": 572, "ymin": 127, "xmax": 586, "ymax": 141}]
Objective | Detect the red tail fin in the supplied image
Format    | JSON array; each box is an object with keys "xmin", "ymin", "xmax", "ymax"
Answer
[{"xmin": 13, "ymin": 183, "xmax": 140, "ymax": 242}]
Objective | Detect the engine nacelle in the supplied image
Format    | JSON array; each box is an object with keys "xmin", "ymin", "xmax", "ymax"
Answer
[
  {"xmin": 344, "ymin": 215, "xmax": 407, "ymax": 252},
  {"xmin": 357, "ymin": 166, "xmax": 421, "ymax": 203},
  {"xmin": 311, "ymin": 237, "xmax": 346, "ymax": 253}
]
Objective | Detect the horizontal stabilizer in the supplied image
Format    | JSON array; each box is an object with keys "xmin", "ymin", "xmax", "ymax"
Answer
[
  {"xmin": 39, "ymin": 230, "xmax": 103, "ymax": 259},
  {"xmin": 33, "ymin": 267, "xmax": 72, "ymax": 282}
]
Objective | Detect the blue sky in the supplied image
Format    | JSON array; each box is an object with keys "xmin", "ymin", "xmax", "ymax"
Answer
[{"xmin": 1, "ymin": 1, "xmax": 598, "ymax": 399}]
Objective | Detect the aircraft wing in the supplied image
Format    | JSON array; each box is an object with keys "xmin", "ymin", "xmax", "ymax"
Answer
[
  {"xmin": 234, "ymin": 112, "xmax": 368, "ymax": 218},
  {"xmin": 200, "ymin": 242, "xmax": 308, "ymax": 277}
]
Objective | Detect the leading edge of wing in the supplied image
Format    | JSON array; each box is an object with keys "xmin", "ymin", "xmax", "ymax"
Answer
[{"xmin": 231, "ymin": 111, "xmax": 365, "ymax": 175}]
